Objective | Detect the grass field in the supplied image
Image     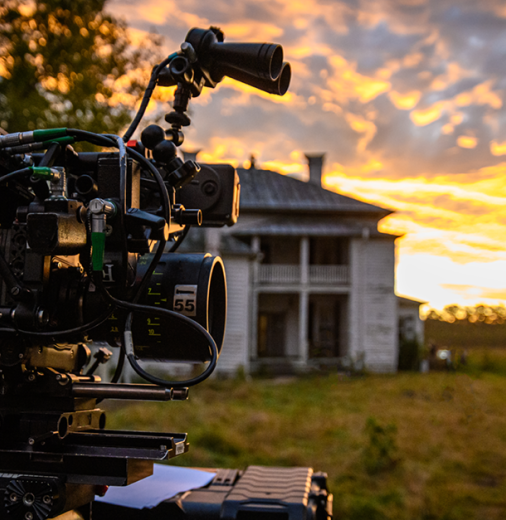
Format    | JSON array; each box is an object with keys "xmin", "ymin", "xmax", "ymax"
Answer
[{"xmin": 104, "ymin": 349, "xmax": 506, "ymax": 520}]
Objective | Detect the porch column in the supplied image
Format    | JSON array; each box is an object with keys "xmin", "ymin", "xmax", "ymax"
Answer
[
  {"xmin": 250, "ymin": 236, "xmax": 261, "ymax": 360},
  {"xmin": 251, "ymin": 235, "xmax": 260, "ymax": 284},
  {"xmin": 300, "ymin": 236, "xmax": 309, "ymax": 284},
  {"xmin": 250, "ymin": 288, "xmax": 259, "ymax": 361},
  {"xmin": 299, "ymin": 236, "xmax": 309, "ymax": 362},
  {"xmin": 299, "ymin": 291, "xmax": 309, "ymax": 363}
]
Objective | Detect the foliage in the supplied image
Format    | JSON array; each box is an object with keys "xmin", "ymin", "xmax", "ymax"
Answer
[
  {"xmin": 423, "ymin": 305, "xmax": 506, "ymax": 348},
  {"xmin": 425, "ymin": 319, "xmax": 506, "ymax": 349},
  {"xmin": 362, "ymin": 416, "xmax": 399, "ymax": 475},
  {"xmin": 0, "ymin": 0, "xmax": 162, "ymax": 135},
  {"xmin": 424, "ymin": 304, "xmax": 506, "ymax": 325}
]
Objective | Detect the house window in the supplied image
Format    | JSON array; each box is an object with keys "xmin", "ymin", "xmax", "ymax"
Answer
[
  {"xmin": 309, "ymin": 238, "xmax": 349, "ymax": 265},
  {"xmin": 257, "ymin": 293, "xmax": 299, "ymax": 358},
  {"xmin": 259, "ymin": 236, "xmax": 299, "ymax": 264},
  {"xmin": 257, "ymin": 312, "xmax": 286, "ymax": 357},
  {"xmin": 308, "ymin": 295, "xmax": 347, "ymax": 358},
  {"xmin": 399, "ymin": 315, "xmax": 416, "ymax": 342}
]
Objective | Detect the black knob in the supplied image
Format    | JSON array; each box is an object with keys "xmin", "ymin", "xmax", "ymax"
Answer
[
  {"xmin": 153, "ymin": 140, "xmax": 177, "ymax": 164},
  {"xmin": 141, "ymin": 124, "xmax": 166, "ymax": 150},
  {"xmin": 165, "ymin": 111, "xmax": 191, "ymax": 127}
]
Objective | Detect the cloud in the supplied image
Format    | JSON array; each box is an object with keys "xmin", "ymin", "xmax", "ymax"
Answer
[{"xmin": 108, "ymin": 0, "xmax": 506, "ymax": 307}]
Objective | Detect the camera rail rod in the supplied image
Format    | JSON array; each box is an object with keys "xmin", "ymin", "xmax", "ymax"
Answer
[{"xmin": 71, "ymin": 383, "xmax": 188, "ymax": 401}]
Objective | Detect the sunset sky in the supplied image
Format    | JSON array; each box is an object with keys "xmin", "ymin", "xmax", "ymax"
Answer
[{"xmin": 112, "ymin": 0, "xmax": 506, "ymax": 310}]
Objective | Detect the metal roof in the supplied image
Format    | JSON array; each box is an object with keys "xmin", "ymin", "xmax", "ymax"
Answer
[
  {"xmin": 231, "ymin": 216, "xmax": 400, "ymax": 239},
  {"xmin": 397, "ymin": 296, "xmax": 427, "ymax": 307},
  {"xmin": 175, "ymin": 227, "xmax": 254, "ymax": 255},
  {"xmin": 237, "ymin": 167, "xmax": 391, "ymax": 217}
]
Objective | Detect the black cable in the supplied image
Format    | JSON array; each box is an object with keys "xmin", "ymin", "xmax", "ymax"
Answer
[
  {"xmin": 67, "ymin": 129, "xmax": 170, "ymax": 299},
  {"xmin": 122, "ymin": 64, "xmax": 159, "ymax": 143},
  {"xmin": 169, "ymin": 225, "xmax": 190, "ymax": 252},
  {"xmin": 0, "ymin": 167, "xmax": 32, "ymax": 185},
  {"xmin": 16, "ymin": 305, "xmax": 114, "ymax": 338},
  {"xmin": 94, "ymin": 274, "xmax": 218, "ymax": 388},
  {"xmin": 67, "ymin": 129, "xmax": 171, "ymax": 225},
  {"xmin": 122, "ymin": 53, "xmax": 177, "ymax": 142},
  {"xmin": 110, "ymin": 336, "xmax": 126, "ymax": 384},
  {"xmin": 124, "ymin": 146, "xmax": 171, "ymax": 301},
  {"xmin": 126, "ymin": 147, "xmax": 170, "ymax": 224},
  {"xmin": 124, "ymin": 313, "xmax": 217, "ymax": 389},
  {"xmin": 67, "ymin": 129, "xmax": 172, "ymax": 382}
]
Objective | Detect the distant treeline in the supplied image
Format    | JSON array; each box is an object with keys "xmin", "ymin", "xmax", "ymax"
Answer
[{"xmin": 424, "ymin": 304, "xmax": 506, "ymax": 349}]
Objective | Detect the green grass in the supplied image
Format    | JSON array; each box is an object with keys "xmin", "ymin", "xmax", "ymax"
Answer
[{"xmin": 104, "ymin": 350, "xmax": 506, "ymax": 520}]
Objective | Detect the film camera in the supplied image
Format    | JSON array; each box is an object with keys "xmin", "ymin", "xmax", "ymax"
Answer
[{"xmin": 0, "ymin": 27, "xmax": 332, "ymax": 520}]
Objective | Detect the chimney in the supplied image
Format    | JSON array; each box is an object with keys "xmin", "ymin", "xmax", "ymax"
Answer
[
  {"xmin": 181, "ymin": 149, "xmax": 201, "ymax": 162},
  {"xmin": 305, "ymin": 153, "xmax": 325, "ymax": 187}
]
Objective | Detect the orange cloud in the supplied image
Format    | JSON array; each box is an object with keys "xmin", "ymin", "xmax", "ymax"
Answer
[
  {"xmin": 345, "ymin": 113, "xmax": 377, "ymax": 151},
  {"xmin": 456, "ymin": 80, "xmax": 502, "ymax": 109},
  {"xmin": 430, "ymin": 62, "xmax": 472, "ymax": 91},
  {"xmin": 410, "ymin": 101, "xmax": 447, "ymax": 126},
  {"xmin": 219, "ymin": 22, "xmax": 284, "ymax": 41},
  {"xmin": 321, "ymin": 55, "xmax": 391, "ymax": 105},
  {"xmin": 490, "ymin": 140, "xmax": 506, "ymax": 156},
  {"xmin": 457, "ymin": 136, "xmax": 477, "ymax": 149},
  {"xmin": 389, "ymin": 90, "xmax": 421, "ymax": 110}
]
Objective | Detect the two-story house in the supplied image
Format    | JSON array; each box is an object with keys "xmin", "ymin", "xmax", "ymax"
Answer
[{"xmin": 180, "ymin": 153, "xmax": 409, "ymax": 375}]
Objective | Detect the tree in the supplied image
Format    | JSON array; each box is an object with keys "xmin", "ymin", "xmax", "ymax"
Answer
[
  {"xmin": 0, "ymin": 0, "xmax": 162, "ymax": 135},
  {"xmin": 423, "ymin": 304, "xmax": 506, "ymax": 325}
]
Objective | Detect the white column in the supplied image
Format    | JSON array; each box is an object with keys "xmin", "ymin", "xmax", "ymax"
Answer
[
  {"xmin": 251, "ymin": 235, "xmax": 260, "ymax": 284},
  {"xmin": 299, "ymin": 290, "xmax": 309, "ymax": 363},
  {"xmin": 205, "ymin": 228, "xmax": 221, "ymax": 256},
  {"xmin": 300, "ymin": 236, "xmax": 309, "ymax": 284},
  {"xmin": 250, "ymin": 288, "xmax": 259, "ymax": 362},
  {"xmin": 299, "ymin": 236, "xmax": 309, "ymax": 362},
  {"xmin": 249, "ymin": 236, "xmax": 261, "ymax": 363}
]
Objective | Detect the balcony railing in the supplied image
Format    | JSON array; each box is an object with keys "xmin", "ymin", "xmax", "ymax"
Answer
[
  {"xmin": 257, "ymin": 265, "xmax": 301, "ymax": 284},
  {"xmin": 309, "ymin": 265, "xmax": 349, "ymax": 284},
  {"xmin": 257, "ymin": 264, "xmax": 349, "ymax": 285}
]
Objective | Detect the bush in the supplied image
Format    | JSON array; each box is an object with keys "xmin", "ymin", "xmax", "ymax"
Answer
[{"xmin": 362, "ymin": 417, "xmax": 399, "ymax": 475}]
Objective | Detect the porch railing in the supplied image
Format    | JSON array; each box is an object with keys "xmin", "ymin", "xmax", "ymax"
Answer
[
  {"xmin": 257, "ymin": 264, "xmax": 301, "ymax": 284},
  {"xmin": 309, "ymin": 265, "xmax": 349, "ymax": 284},
  {"xmin": 257, "ymin": 264, "xmax": 349, "ymax": 285}
]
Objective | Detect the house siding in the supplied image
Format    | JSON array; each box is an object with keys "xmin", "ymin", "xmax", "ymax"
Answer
[
  {"xmin": 216, "ymin": 256, "xmax": 251, "ymax": 375},
  {"xmin": 349, "ymin": 237, "xmax": 397, "ymax": 372}
]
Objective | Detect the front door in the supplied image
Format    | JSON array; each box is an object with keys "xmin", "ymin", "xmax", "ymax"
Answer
[{"xmin": 257, "ymin": 312, "xmax": 286, "ymax": 357}]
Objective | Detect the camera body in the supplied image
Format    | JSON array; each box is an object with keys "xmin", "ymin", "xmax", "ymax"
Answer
[
  {"xmin": 0, "ymin": 140, "xmax": 237, "ymax": 516},
  {"xmin": 0, "ymin": 26, "xmax": 332, "ymax": 520}
]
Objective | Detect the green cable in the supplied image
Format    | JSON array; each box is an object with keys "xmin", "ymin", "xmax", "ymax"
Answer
[
  {"xmin": 33, "ymin": 128, "xmax": 67, "ymax": 141},
  {"xmin": 91, "ymin": 232, "xmax": 106, "ymax": 271}
]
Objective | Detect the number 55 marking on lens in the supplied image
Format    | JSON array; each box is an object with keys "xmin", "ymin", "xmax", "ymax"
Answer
[{"xmin": 173, "ymin": 285, "xmax": 198, "ymax": 317}]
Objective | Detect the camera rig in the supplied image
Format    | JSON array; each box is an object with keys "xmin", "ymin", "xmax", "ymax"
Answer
[{"xmin": 0, "ymin": 27, "xmax": 292, "ymax": 520}]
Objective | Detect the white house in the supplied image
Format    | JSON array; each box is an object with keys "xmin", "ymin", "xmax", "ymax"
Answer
[{"xmin": 179, "ymin": 153, "xmax": 424, "ymax": 375}]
